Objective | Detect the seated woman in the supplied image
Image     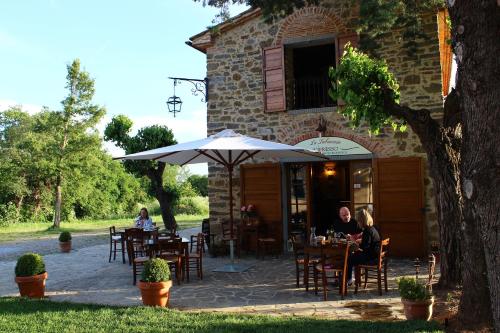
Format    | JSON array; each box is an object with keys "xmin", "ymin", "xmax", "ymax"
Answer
[
  {"xmin": 346, "ymin": 209, "xmax": 381, "ymax": 285},
  {"xmin": 134, "ymin": 207, "xmax": 153, "ymax": 229}
]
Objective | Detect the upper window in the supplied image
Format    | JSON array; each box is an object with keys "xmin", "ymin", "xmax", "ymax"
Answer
[
  {"xmin": 285, "ymin": 42, "xmax": 336, "ymax": 110},
  {"xmin": 262, "ymin": 33, "xmax": 358, "ymax": 113}
]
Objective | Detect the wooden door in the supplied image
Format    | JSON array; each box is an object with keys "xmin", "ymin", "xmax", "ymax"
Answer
[
  {"xmin": 373, "ymin": 157, "xmax": 425, "ymax": 257},
  {"xmin": 240, "ymin": 163, "xmax": 282, "ymax": 252}
]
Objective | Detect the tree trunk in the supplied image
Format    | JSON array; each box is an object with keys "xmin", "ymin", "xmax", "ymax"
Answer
[
  {"xmin": 156, "ymin": 189, "xmax": 176, "ymax": 231},
  {"xmin": 449, "ymin": 1, "xmax": 499, "ymax": 330},
  {"xmin": 14, "ymin": 195, "xmax": 24, "ymax": 221},
  {"xmin": 53, "ymin": 175, "xmax": 62, "ymax": 229},
  {"xmin": 426, "ymin": 151, "xmax": 462, "ymax": 287},
  {"xmin": 148, "ymin": 163, "xmax": 176, "ymax": 232}
]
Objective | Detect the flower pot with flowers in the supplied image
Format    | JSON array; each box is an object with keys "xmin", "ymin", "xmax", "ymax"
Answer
[
  {"xmin": 15, "ymin": 253, "xmax": 48, "ymax": 298},
  {"xmin": 397, "ymin": 276, "xmax": 434, "ymax": 321},
  {"xmin": 241, "ymin": 204, "xmax": 258, "ymax": 226},
  {"xmin": 58, "ymin": 231, "xmax": 72, "ymax": 252},
  {"xmin": 138, "ymin": 258, "xmax": 172, "ymax": 307}
]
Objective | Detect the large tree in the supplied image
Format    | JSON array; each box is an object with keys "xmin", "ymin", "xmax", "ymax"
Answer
[
  {"xmin": 0, "ymin": 107, "xmax": 143, "ymax": 223},
  {"xmin": 50, "ymin": 59, "xmax": 106, "ymax": 228},
  {"xmin": 196, "ymin": 0, "xmax": 500, "ymax": 330},
  {"xmin": 104, "ymin": 115, "xmax": 179, "ymax": 230},
  {"xmin": 448, "ymin": 2, "xmax": 500, "ymax": 332}
]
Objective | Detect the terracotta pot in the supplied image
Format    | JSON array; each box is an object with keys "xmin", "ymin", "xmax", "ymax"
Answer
[
  {"xmin": 138, "ymin": 280, "xmax": 173, "ymax": 307},
  {"xmin": 402, "ymin": 297, "xmax": 434, "ymax": 321},
  {"xmin": 59, "ymin": 241, "xmax": 72, "ymax": 253},
  {"xmin": 15, "ymin": 272, "xmax": 48, "ymax": 298}
]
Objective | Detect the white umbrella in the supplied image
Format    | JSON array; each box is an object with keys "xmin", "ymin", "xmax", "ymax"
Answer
[{"xmin": 117, "ymin": 129, "xmax": 326, "ymax": 272}]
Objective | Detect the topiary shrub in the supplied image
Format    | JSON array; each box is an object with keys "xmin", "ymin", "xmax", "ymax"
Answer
[
  {"xmin": 15, "ymin": 253, "xmax": 46, "ymax": 277},
  {"xmin": 141, "ymin": 258, "xmax": 171, "ymax": 283},
  {"xmin": 58, "ymin": 231, "xmax": 72, "ymax": 242},
  {"xmin": 397, "ymin": 277, "xmax": 432, "ymax": 301}
]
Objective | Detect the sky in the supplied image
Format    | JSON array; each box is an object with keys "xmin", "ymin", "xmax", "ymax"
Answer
[{"xmin": 0, "ymin": 0, "xmax": 249, "ymax": 175}]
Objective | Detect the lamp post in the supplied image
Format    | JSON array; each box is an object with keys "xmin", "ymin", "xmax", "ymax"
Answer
[{"xmin": 167, "ymin": 77, "xmax": 208, "ymax": 117}]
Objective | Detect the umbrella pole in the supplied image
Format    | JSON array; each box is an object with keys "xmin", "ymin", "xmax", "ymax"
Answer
[{"xmin": 228, "ymin": 163, "xmax": 235, "ymax": 264}]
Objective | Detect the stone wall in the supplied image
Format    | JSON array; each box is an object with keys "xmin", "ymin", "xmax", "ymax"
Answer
[{"xmin": 203, "ymin": 1, "xmax": 443, "ymax": 246}]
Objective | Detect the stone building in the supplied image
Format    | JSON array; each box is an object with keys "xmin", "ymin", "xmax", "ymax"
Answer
[{"xmin": 187, "ymin": 2, "xmax": 452, "ymax": 257}]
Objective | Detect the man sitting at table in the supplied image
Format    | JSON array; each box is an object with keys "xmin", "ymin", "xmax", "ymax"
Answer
[
  {"xmin": 332, "ymin": 207, "xmax": 362, "ymax": 242},
  {"xmin": 134, "ymin": 207, "xmax": 153, "ymax": 229}
]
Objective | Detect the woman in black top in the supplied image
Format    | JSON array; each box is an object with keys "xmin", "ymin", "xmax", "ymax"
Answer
[{"xmin": 346, "ymin": 209, "xmax": 381, "ymax": 284}]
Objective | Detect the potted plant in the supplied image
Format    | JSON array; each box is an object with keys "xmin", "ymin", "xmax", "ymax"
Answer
[
  {"xmin": 14, "ymin": 253, "xmax": 48, "ymax": 298},
  {"xmin": 137, "ymin": 258, "xmax": 172, "ymax": 307},
  {"xmin": 397, "ymin": 276, "xmax": 434, "ymax": 321},
  {"xmin": 58, "ymin": 231, "xmax": 72, "ymax": 252}
]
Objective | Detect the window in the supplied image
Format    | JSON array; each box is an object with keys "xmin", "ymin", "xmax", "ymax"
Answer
[
  {"xmin": 286, "ymin": 42, "xmax": 336, "ymax": 110},
  {"xmin": 263, "ymin": 33, "xmax": 358, "ymax": 113}
]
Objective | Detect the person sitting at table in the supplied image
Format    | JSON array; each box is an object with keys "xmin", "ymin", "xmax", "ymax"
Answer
[
  {"xmin": 346, "ymin": 209, "xmax": 381, "ymax": 286},
  {"xmin": 134, "ymin": 207, "xmax": 153, "ymax": 229},
  {"xmin": 332, "ymin": 207, "xmax": 362, "ymax": 240}
]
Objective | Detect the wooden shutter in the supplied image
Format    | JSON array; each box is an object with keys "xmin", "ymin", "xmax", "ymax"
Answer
[
  {"xmin": 240, "ymin": 163, "xmax": 283, "ymax": 251},
  {"xmin": 373, "ymin": 157, "xmax": 425, "ymax": 258},
  {"xmin": 438, "ymin": 9, "xmax": 452, "ymax": 96},
  {"xmin": 263, "ymin": 45, "xmax": 286, "ymax": 112},
  {"xmin": 336, "ymin": 33, "xmax": 359, "ymax": 64},
  {"xmin": 336, "ymin": 33, "xmax": 359, "ymax": 106}
]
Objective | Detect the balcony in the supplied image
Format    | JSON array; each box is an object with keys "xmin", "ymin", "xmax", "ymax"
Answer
[{"xmin": 291, "ymin": 76, "xmax": 336, "ymax": 110}]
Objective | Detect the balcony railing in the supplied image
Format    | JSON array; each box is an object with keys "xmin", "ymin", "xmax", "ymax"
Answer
[{"xmin": 291, "ymin": 76, "xmax": 336, "ymax": 110}]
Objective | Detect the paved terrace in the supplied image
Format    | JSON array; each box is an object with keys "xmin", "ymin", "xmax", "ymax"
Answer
[{"xmin": 0, "ymin": 227, "xmax": 437, "ymax": 321}]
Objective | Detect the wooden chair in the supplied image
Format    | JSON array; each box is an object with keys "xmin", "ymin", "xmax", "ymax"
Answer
[
  {"xmin": 221, "ymin": 221, "xmax": 240, "ymax": 258},
  {"xmin": 125, "ymin": 229, "xmax": 149, "ymax": 285},
  {"xmin": 314, "ymin": 243, "xmax": 350, "ymax": 300},
  {"xmin": 108, "ymin": 226, "xmax": 125, "ymax": 263},
  {"xmin": 290, "ymin": 234, "xmax": 319, "ymax": 288},
  {"xmin": 187, "ymin": 233, "xmax": 204, "ymax": 280},
  {"xmin": 155, "ymin": 238, "xmax": 184, "ymax": 285},
  {"xmin": 354, "ymin": 238, "xmax": 390, "ymax": 296},
  {"xmin": 256, "ymin": 222, "xmax": 280, "ymax": 259},
  {"xmin": 189, "ymin": 232, "xmax": 206, "ymax": 253}
]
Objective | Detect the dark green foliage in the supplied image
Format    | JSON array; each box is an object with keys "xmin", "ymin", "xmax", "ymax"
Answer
[
  {"xmin": 58, "ymin": 231, "xmax": 71, "ymax": 242},
  {"xmin": 397, "ymin": 277, "xmax": 432, "ymax": 301},
  {"xmin": 0, "ymin": 297, "xmax": 444, "ymax": 332},
  {"xmin": 329, "ymin": 45, "xmax": 405, "ymax": 135},
  {"xmin": 105, "ymin": 116, "xmax": 177, "ymax": 180},
  {"xmin": 173, "ymin": 196, "xmax": 209, "ymax": 216},
  {"xmin": 105, "ymin": 115, "xmax": 178, "ymax": 229},
  {"xmin": 186, "ymin": 175, "xmax": 208, "ymax": 197},
  {"xmin": 141, "ymin": 258, "xmax": 171, "ymax": 282},
  {"xmin": 14, "ymin": 253, "xmax": 45, "ymax": 277},
  {"xmin": 0, "ymin": 108, "xmax": 146, "ymax": 222}
]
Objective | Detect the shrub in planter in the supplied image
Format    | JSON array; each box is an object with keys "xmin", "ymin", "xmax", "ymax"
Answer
[
  {"xmin": 397, "ymin": 277, "xmax": 434, "ymax": 321},
  {"xmin": 58, "ymin": 231, "xmax": 72, "ymax": 252},
  {"xmin": 138, "ymin": 258, "xmax": 172, "ymax": 307},
  {"xmin": 14, "ymin": 253, "xmax": 48, "ymax": 298}
]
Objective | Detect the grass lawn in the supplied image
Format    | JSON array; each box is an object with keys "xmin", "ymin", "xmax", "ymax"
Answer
[
  {"xmin": 0, "ymin": 297, "xmax": 443, "ymax": 333},
  {"xmin": 0, "ymin": 214, "xmax": 206, "ymax": 243}
]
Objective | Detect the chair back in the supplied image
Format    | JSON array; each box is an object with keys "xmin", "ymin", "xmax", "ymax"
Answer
[
  {"xmin": 156, "ymin": 238, "xmax": 183, "ymax": 256},
  {"xmin": 109, "ymin": 226, "xmax": 116, "ymax": 238},
  {"xmin": 378, "ymin": 238, "xmax": 390, "ymax": 269},
  {"xmin": 289, "ymin": 234, "xmax": 305, "ymax": 258},
  {"xmin": 320, "ymin": 243, "xmax": 349, "ymax": 277},
  {"xmin": 221, "ymin": 221, "xmax": 237, "ymax": 239},
  {"xmin": 125, "ymin": 228, "xmax": 146, "ymax": 259},
  {"xmin": 202, "ymin": 218, "xmax": 210, "ymax": 234},
  {"xmin": 195, "ymin": 232, "xmax": 205, "ymax": 255}
]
